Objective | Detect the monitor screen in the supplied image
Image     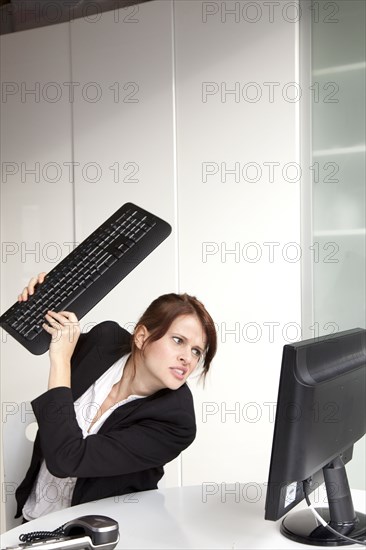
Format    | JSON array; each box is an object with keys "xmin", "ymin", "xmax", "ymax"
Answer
[{"xmin": 265, "ymin": 328, "xmax": 366, "ymax": 545}]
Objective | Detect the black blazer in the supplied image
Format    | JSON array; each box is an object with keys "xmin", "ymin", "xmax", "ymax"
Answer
[{"xmin": 15, "ymin": 321, "xmax": 196, "ymax": 518}]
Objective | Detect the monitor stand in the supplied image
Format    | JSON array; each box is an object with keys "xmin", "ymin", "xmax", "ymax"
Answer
[{"xmin": 280, "ymin": 457, "xmax": 366, "ymax": 546}]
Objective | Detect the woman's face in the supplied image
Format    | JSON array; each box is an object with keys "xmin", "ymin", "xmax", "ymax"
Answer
[{"xmin": 136, "ymin": 314, "xmax": 207, "ymax": 391}]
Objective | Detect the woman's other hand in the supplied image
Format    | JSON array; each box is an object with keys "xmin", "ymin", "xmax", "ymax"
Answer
[
  {"xmin": 43, "ymin": 310, "xmax": 81, "ymax": 389},
  {"xmin": 18, "ymin": 272, "xmax": 47, "ymax": 302},
  {"xmin": 43, "ymin": 310, "xmax": 81, "ymax": 364}
]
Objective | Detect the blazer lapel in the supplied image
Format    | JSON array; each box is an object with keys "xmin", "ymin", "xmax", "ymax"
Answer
[
  {"xmin": 97, "ymin": 388, "xmax": 171, "ymax": 433},
  {"xmin": 71, "ymin": 343, "xmax": 126, "ymax": 401}
]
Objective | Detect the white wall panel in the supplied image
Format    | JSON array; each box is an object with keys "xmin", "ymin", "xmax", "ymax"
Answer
[
  {"xmin": 174, "ymin": 0, "xmax": 301, "ymax": 485},
  {"xmin": 0, "ymin": 23, "xmax": 74, "ymax": 529},
  {"xmin": 70, "ymin": 1, "xmax": 178, "ymax": 485}
]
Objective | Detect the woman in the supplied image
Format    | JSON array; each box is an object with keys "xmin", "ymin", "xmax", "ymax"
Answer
[{"xmin": 15, "ymin": 273, "xmax": 217, "ymax": 521}]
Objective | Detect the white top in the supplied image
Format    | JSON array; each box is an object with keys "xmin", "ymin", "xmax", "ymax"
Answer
[{"xmin": 22, "ymin": 353, "xmax": 145, "ymax": 520}]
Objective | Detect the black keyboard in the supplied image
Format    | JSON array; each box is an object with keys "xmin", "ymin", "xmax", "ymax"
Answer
[{"xmin": 0, "ymin": 203, "xmax": 172, "ymax": 355}]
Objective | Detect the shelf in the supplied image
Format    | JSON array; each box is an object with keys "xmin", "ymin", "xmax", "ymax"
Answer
[
  {"xmin": 313, "ymin": 145, "xmax": 366, "ymax": 157},
  {"xmin": 314, "ymin": 229, "xmax": 366, "ymax": 237},
  {"xmin": 313, "ymin": 61, "xmax": 366, "ymax": 77}
]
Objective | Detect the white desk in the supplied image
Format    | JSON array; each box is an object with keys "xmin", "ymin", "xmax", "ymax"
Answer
[{"xmin": 1, "ymin": 485, "xmax": 365, "ymax": 549}]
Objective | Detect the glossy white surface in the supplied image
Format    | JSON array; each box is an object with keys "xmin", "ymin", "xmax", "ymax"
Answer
[{"xmin": 1, "ymin": 486, "xmax": 365, "ymax": 549}]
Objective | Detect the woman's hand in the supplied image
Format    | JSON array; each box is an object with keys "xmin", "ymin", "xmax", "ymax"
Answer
[
  {"xmin": 43, "ymin": 310, "xmax": 80, "ymax": 362},
  {"xmin": 17, "ymin": 274, "xmax": 80, "ymax": 389},
  {"xmin": 18, "ymin": 272, "xmax": 47, "ymax": 301},
  {"xmin": 43, "ymin": 310, "xmax": 81, "ymax": 389}
]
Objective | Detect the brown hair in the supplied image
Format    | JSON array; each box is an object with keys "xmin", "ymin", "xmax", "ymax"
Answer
[{"xmin": 131, "ymin": 293, "xmax": 217, "ymax": 380}]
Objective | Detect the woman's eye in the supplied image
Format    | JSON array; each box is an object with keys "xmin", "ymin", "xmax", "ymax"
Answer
[
  {"xmin": 173, "ymin": 336, "xmax": 182, "ymax": 344},
  {"xmin": 192, "ymin": 348, "xmax": 202, "ymax": 358}
]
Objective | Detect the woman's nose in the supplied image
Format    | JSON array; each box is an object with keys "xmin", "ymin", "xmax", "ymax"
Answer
[{"xmin": 179, "ymin": 347, "xmax": 190, "ymax": 364}]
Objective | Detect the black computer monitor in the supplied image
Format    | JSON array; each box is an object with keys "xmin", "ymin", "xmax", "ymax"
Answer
[{"xmin": 265, "ymin": 328, "xmax": 366, "ymax": 546}]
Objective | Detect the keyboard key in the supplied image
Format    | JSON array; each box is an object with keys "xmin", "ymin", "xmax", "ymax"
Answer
[{"xmin": 105, "ymin": 256, "xmax": 118, "ymax": 267}]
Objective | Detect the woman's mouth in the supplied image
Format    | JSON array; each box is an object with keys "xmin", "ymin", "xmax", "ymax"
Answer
[{"xmin": 170, "ymin": 367, "xmax": 187, "ymax": 380}]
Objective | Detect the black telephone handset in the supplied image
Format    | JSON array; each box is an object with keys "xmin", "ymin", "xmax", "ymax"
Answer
[
  {"xmin": 63, "ymin": 515, "xmax": 119, "ymax": 548},
  {"xmin": 3, "ymin": 515, "xmax": 119, "ymax": 550}
]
